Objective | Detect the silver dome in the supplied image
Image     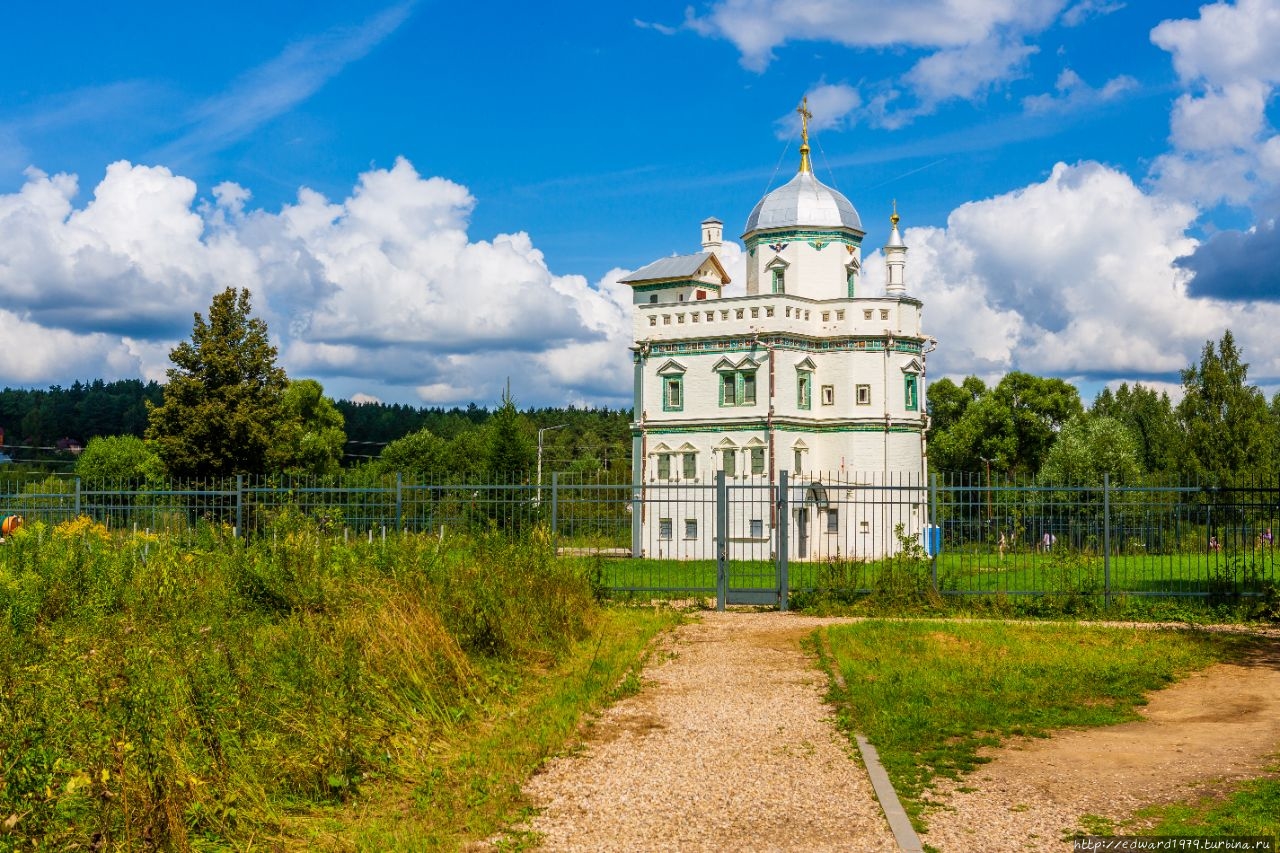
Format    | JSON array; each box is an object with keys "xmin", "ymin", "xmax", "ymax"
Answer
[{"xmin": 744, "ymin": 171, "xmax": 862, "ymax": 234}]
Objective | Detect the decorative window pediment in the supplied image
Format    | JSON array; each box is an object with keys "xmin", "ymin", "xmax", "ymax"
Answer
[
  {"xmin": 901, "ymin": 358, "xmax": 923, "ymax": 374},
  {"xmin": 657, "ymin": 359, "xmax": 687, "ymax": 376},
  {"xmin": 716, "ymin": 437, "xmax": 738, "ymax": 449},
  {"xmin": 792, "ymin": 438, "xmax": 809, "ymax": 450},
  {"xmin": 745, "ymin": 436, "xmax": 766, "ymax": 447},
  {"xmin": 795, "ymin": 357, "xmax": 816, "ymax": 372},
  {"xmin": 765, "ymin": 256, "xmax": 790, "ymax": 270},
  {"xmin": 712, "ymin": 356, "xmax": 736, "ymax": 373},
  {"xmin": 651, "ymin": 442, "xmax": 672, "ymax": 454}
]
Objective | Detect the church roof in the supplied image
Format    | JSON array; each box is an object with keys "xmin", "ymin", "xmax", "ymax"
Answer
[
  {"xmin": 619, "ymin": 252, "xmax": 729, "ymax": 285},
  {"xmin": 744, "ymin": 171, "xmax": 862, "ymax": 235}
]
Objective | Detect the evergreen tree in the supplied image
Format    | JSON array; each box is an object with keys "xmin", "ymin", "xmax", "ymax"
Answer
[
  {"xmin": 487, "ymin": 387, "xmax": 534, "ymax": 480},
  {"xmin": 146, "ymin": 288, "xmax": 288, "ymax": 479}
]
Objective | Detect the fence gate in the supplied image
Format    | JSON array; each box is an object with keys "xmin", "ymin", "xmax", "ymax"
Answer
[{"xmin": 716, "ymin": 471, "xmax": 790, "ymax": 610}]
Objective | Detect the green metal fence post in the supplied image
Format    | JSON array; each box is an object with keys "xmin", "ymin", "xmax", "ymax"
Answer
[
  {"xmin": 236, "ymin": 474, "xmax": 243, "ymax": 538},
  {"xmin": 778, "ymin": 470, "xmax": 789, "ymax": 611},
  {"xmin": 395, "ymin": 472, "xmax": 403, "ymax": 530},
  {"xmin": 929, "ymin": 472, "xmax": 938, "ymax": 592},
  {"xmin": 74, "ymin": 477, "xmax": 82, "ymax": 517},
  {"xmin": 716, "ymin": 469, "xmax": 728, "ymax": 612},
  {"xmin": 550, "ymin": 472, "xmax": 559, "ymax": 537},
  {"xmin": 1103, "ymin": 472, "xmax": 1111, "ymax": 609}
]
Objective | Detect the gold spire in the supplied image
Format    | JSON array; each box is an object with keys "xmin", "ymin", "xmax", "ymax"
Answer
[
  {"xmin": 797, "ymin": 96, "xmax": 812, "ymax": 174},
  {"xmin": 890, "ymin": 198, "xmax": 900, "ymax": 229}
]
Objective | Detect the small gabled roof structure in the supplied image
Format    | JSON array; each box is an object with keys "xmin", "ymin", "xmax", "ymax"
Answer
[{"xmin": 619, "ymin": 252, "xmax": 731, "ymax": 286}]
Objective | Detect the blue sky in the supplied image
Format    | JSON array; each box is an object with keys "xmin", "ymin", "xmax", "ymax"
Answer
[{"xmin": 2, "ymin": 0, "xmax": 1278, "ymax": 409}]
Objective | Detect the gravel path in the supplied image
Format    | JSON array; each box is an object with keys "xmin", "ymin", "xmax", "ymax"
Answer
[
  {"xmin": 515, "ymin": 611, "xmax": 897, "ymax": 852},
  {"xmin": 921, "ymin": 634, "xmax": 1280, "ymax": 852}
]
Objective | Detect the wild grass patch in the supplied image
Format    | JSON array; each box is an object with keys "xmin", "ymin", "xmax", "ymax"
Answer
[
  {"xmin": 0, "ymin": 518, "xmax": 674, "ymax": 850},
  {"xmin": 816, "ymin": 620, "xmax": 1246, "ymax": 828}
]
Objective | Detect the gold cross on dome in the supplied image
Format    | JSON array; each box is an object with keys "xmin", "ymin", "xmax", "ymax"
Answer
[{"xmin": 797, "ymin": 97, "xmax": 812, "ymax": 145}]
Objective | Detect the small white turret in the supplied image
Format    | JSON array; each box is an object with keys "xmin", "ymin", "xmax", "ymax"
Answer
[
  {"xmin": 701, "ymin": 217, "xmax": 723, "ymax": 252},
  {"xmin": 884, "ymin": 201, "xmax": 907, "ymax": 296}
]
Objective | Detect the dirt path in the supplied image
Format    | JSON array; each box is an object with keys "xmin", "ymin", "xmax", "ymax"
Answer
[
  {"xmin": 512, "ymin": 611, "xmax": 898, "ymax": 852},
  {"xmin": 922, "ymin": 635, "xmax": 1280, "ymax": 852}
]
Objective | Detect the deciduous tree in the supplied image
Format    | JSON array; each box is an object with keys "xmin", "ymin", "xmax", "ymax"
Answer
[{"xmin": 1176, "ymin": 330, "xmax": 1277, "ymax": 483}]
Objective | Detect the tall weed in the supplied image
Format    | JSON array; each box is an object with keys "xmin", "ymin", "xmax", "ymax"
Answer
[{"xmin": 0, "ymin": 517, "xmax": 597, "ymax": 850}]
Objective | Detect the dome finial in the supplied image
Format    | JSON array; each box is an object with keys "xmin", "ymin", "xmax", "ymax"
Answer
[
  {"xmin": 891, "ymin": 198, "xmax": 900, "ymax": 230},
  {"xmin": 797, "ymin": 96, "xmax": 812, "ymax": 175}
]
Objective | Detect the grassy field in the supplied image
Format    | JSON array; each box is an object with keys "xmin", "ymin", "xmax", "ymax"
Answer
[
  {"xmin": 0, "ymin": 517, "xmax": 676, "ymax": 851},
  {"xmin": 571, "ymin": 546, "xmax": 1280, "ymax": 621},
  {"xmin": 813, "ymin": 620, "xmax": 1256, "ymax": 831}
]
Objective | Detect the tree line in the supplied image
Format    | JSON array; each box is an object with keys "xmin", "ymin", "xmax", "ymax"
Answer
[
  {"xmin": 4, "ymin": 287, "xmax": 1276, "ymax": 486},
  {"xmin": 928, "ymin": 330, "xmax": 1280, "ymax": 485},
  {"xmin": 1, "ymin": 288, "xmax": 631, "ymax": 483}
]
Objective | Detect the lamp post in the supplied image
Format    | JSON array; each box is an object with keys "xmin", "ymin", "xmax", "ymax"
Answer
[{"xmin": 537, "ymin": 424, "xmax": 568, "ymax": 506}]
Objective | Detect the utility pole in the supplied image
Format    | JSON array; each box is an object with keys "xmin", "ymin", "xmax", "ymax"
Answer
[{"xmin": 537, "ymin": 424, "xmax": 568, "ymax": 506}]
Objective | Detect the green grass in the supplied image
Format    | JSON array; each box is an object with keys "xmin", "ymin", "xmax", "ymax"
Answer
[
  {"xmin": 0, "ymin": 516, "xmax": 677, "ymax": 851},
  {"xmin": 1125, "ymin": 771, "xmax": 1280, "ymax": 838},
  {"xmin": 816, "ymin": 620, "xmax": 1250, "ymax": 829}
]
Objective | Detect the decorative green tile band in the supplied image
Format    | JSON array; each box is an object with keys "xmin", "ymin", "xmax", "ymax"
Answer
[
  {"xmin": 629, "ymin": 279, "xmax": 724, "ymax": 294},
  {"xmin": 745, "ymin": 228, "xmax": 863, "ymax": 251},
  {"xmin": 646, "ymin": 335, "xmax": 924, "ymax": 356}
]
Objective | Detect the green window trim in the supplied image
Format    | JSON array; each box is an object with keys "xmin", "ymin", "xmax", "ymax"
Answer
[
  {"xmin": 663, "ymin": 375, "xmax": 684, "ymax": 411},
  {"xmin": 718, "ymin": 369, "xmax": 759, "ymax": 407},
  {"xmin": 797, "ymin": 372, "xmax": 812, "ymax": 410},
  {"xmin": 771, "ymin": 268, "xmax": 785, "ymax": 294},
  {"xmin": 905, "ymin": 374, "xmax": 919, "ymax": 411}
]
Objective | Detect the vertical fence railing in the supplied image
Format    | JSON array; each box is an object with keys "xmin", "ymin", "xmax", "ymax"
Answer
[{"xmin": 1, "ymin": 471, "xmax": 1274, "ymax": 603}]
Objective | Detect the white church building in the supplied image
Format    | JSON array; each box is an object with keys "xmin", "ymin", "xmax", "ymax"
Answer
[{"xmin": 625, "ymin": 102, "xmax": 933, "ymax": 561}]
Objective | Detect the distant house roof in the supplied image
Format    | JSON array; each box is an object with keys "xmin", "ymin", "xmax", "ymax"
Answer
[{"xmin": 619, "ymin": 252, "xmax": 730, "ymax": 285}]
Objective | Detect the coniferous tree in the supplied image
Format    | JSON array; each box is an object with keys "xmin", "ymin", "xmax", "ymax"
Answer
[
  {"xmin": 487, "ymin": 387, "xmax": 534, "ymax": 480},
  {"xmin": 146, "ymin": 288, "xmax": 288, "ymax": 478}
]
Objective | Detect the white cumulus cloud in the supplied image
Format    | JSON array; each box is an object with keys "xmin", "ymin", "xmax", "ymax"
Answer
[
  {"xmin": 0, "ymin": 157, "xmax": 638, "ymax": 406},
  {"xmin": 890, "ymin": 161, "xmax": 1280, "ymax": 386}
]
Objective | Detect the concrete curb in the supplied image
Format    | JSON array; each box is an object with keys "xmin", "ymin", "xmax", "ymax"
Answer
[{"xmin": 817, "ymin": 628, "xmax": 925, "ymax": 853}]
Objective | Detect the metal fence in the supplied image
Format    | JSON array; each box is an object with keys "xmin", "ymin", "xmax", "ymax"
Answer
[
  {"xmin": 931, "ymin": 472, "xmax": 1279, "ymax": 602},
  {"xmin": 2, "ymin": 471, "xmax": 1275, "ymax": 606}
]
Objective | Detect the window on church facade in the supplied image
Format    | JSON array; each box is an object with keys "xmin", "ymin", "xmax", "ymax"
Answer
[
  {"xmin": 684, "ymin": 518, "xmax": 698, "ymax": 539},
  {"xmin": 722, "ymin": 448, "xmax": 737, "ymax": 478},
  {"xmin": 659, "ymin": 518, "xmax": 673, "ymax": 540},
  {"xmin": 683, "ymin": 452, "xmax": 697, "ymax": 480},
  {"xmin": 657, "ymin": 453, "xmax": 671, "ymax": 480},
  {"xmin": 793, "ymin": 448, "xmax": 805, "ymax": 474},
  {"xmin": 826, "ymin": 509, "xmax": 839, "ymax": 534},
  {"xmin": 750, "ymin": 447, "xmax": 765, "ymax": 475},
  {"xmin": 719, "ymin": 369, "xmax": 758, "ymax": 406},
  {"xmin": 664, "ymin": 376, "xmax": 683, "ymax": 411},
  {"xmin": 847, "ymin": 267, "xmax": 857, "ymax": 297},
  {"xmin": 856, "ymin": 384, "xmax": 871, "ymax": 405},
  {"xmin": 821, "ymin": 385, "xmax": 835, "ymax": 406},
  {"xmin": 797, "ymin": 372, "xmax": 812, "ymax": 410},
  {"xmin": 771, "ymin": 268, "xmax": 785, "ymax": 294},
  {"xmin": 905, "ymin": 374, "xmax": 919, "ymax": 411}
]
